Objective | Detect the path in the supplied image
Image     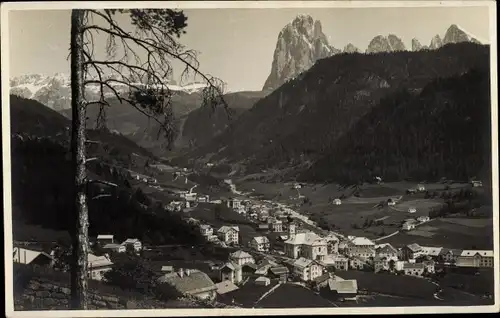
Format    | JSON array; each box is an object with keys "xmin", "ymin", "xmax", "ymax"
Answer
[
  {"xmin": 373, "ymin": 230, "xmax": 400, "ymax": 242},
  {"xmin": 254, "ymin": 283, "xmax": 282, "ymax": 305}
]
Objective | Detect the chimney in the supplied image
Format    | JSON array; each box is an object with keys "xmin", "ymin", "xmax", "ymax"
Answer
[{"xmin": 178, "ymin": 268, "xmax": 184, "ymax": 278}]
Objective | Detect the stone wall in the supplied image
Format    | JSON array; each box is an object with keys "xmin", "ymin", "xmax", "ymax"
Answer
[{"xmin": 13, "ymin": 263, "xmax": 239, "ymax": 311}]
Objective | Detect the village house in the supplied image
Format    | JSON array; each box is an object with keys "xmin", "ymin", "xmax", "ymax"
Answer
[
  {"xmin": 255, "ymin": 276, "xmax": 271, "ymax": 286},
  {"xmin": 158, "ymin": 268, "xmax": 217, "ymax": 301},
  {"xmin": 419, "ymin": 246, "xmax": 443, "ymax": 259},
  {"xmin": 269, "ymin": 266, "xmax": 290, "ymax": 283},
  {"xmin": 122, "ymin": 238, "xmax": 142, "ymax": 252},
  {"xmin": 325, "ymin": 234, "xmax": 340, "ymax": 255},
  {"xmin": 312, "ymin": 272, "xmax": 332, "ymax": 290},
  {"xmin": 269, "ymin": 218, "xmax": 284, "ymax": 232},
  {"xmin": 217, "ymin": 226, "xmax": 239, "ymax": 245},
  {"xmin": 417, "ymin": 184, "xmax": 426, "ymax": 192},
  {"xmin": 229, "ymin": 250, "xmax": 255, "ymax": 267},
  {"xmin": 102, "ymin": 243, "xmax": 126, "ymax": 254},
  {"xmin": 348, "ymin": 236, "xmax": 376, "ymax": 249},
  {"xmin": 402, "ymin": 222, "xmax": 416, "ymax": 231},
  {"xmin": 161, "ymin": 265, "xmax": 174, "ymax": 273},
  {"xmin": 439, "ymin": 248, "xmax": 463, "ymax": 263},
  {"xmin": 349, "ymin": 246, "xmax": 376, "ymax": 260},
  {"xmin": 375, "ymin": 243, "xmax": 399, "ymax": 261},
  {"xmin": 421, "ymin": 259, "xmax": 436, "ymax": 274},
  {"xmin": 197, "ymin": 194, "xmax": 210, "ymax": 203},
  {"xmin": 219, "ymin": 262, "xmax": 242, "ymax": 284},
  {"xmin": 332, "ymin": 199, "xmax": 342, "ymax": 206},
  {"xmin": 373, "ymin": 256, "xmax": 390, "ymax": 273},
  {"xmin": 326, "ymin": 277, "xmax": 358, "ymax": 301},
  {"xmin": 408, "ymin": 207, "xmax": 417, "ymax": 213},
  {"xmin": 284, "ymin": 224, "xmax": 328, "ymax": 261},
  {"xmin": 88, "ymin": 253, "xmax": 113, "ymax": 281},
  {"xmin": 401, "ymin": 243, "xmax": 424, "ymax": 261},
  {"xmin": 333, "ymin": 256, "xmax": 349, "ymax": 271},
  {"xmin": 338, "ymin": 241, "xmax": 349, "ymax": 254},
  {"xmin": 456, "ymin": 250, "xmax": 494, "ymax": 268},
  {"xmin": 293, "ymin": 183, "xmax": 302, "ymax": 189},
  {"xmin": 200, "ymin": 224, "xmax": 214, "ymax": 237},
  {"xmin": 241, "ymin": 263, "xmax": 258, "ymax": 279},
  {"xmin": 403, "ymin": 262, "xmax": 425, "ymax": 276},
  {"xmin": 249, "ymin": 236, "xmax": 270, "ymax": 252},
  {"xmin": 224, "ymin": 198, "xmax": 241, "ymax": 210},
  {"xmin": 13, "ymin": 246, "xmax": 54, "ymax": 267},
  {"xmin": 349, "ymin": 257, "xmax": 368, "ymax": 270},
  {"xmin": 292, "ymin": 257, "xmax": 325, "ymax": 282},
  {"xmin": 97, "ymin": 234, "xmax": 114, "ymax": 245},
  {"xmin": 470, "ymin": 180, "xmax": 483, "ymax": 187},
  {"xmin": 387, "ymin": 198, "xmax": 396, "ymax": 206},
  {"xmin": 417, "ymin": 216, "xmax": 430, "ymax": 223}
]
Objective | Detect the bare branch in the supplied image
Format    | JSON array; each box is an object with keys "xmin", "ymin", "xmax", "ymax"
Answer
[
  {"xmin": 87, "ymin": 179, "xmax": 118, "ymax": 188},
  {"xmin": 85, "ymin": 157, "xmax": 99, "ymax": 163},
  {"xmin": 91, "ymin": 194, "xmax": 112, "ymax": 200}
]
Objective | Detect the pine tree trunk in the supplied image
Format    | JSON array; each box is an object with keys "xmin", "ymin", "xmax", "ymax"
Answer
[{"xmin": 70, "ymin": 9, "xmax": 89, "ymax": 310}]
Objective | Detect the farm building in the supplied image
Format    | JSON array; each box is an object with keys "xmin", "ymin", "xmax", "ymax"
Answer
[
  {"xmin": 96, "ymin": 234, "xmax": 114, "ymax": 245},
  {"xmin": 249, "ymin": 236, "xmax": 271, "ymax": 252},
  {"xmin": 215, "ymin": 280, "xmax": 239, "ymax": 295},
  {"xmin": 255, "ymin": 276, "xmax": 271, "ymax": 286},
  {"xmin": 403, "ymin": 263, "xmax": 425, "ymax": 276},
  {"xmin": 439, "ymin": 248, "xmax": 463, "ymax": 263},
  {"xmin": 401, "ymin": 243, "xmax": 423, "ymax": 261},
  {"xmin": 408, "ymin": 207, "xmax": 417, "ymax": 213},
  {"xmin": 402, "ymin": 222, "xmax": 416, "ymax": 231},
  {"xmin": 456, "ymin": 250, "xmax": 494, "ymax": 268},
  {"xmin": 326, "ymin": 277, "xmax": 358, "ymax": 301},
  {"xmin": 332, "ymin": 199, "xmax": 342, "ymax": 205},
  {"xmin": 102, "ymin": 243, "xmax": 125, "ymax": 253},
  {"xmin": 13, "ymin": 247, "xmax": 54, "ymax": 267}
]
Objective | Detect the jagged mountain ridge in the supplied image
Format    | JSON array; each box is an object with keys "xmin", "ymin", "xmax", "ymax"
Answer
[
  {"xmin": 10, "ymin": 73, "xmax": 209, "ymax": 112},
  {"xmin": 366, "ymin": 34, "xmax": 406, "ymax": 53},
  {"xmin": 177, "ymin": 42, "xmax": 489, "ymax": 182},
  {"xmin": 262, "ymin": 15, "xmax": 341, "ymax": 91}
]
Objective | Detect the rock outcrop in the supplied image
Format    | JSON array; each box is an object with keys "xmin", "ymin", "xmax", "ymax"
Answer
[
  {"xmin": 343, "ymin": 43, "xmax": 360, "ymax": 53},
  {"xmin": 366, "ymin": 34, "xmax": 406, "ymax": 53},
  {"xmin": 443, "ymin": 24, "xmax": 482, "ymax": 45},
  {"xmin": 262, "ymin": 15, "xmax": 340, "ymax": 91},
  {"xmin": 429, "ymin": 34, "xmax": 443, "ymax": 50}
]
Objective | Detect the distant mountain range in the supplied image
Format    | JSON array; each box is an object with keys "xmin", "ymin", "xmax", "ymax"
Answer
[
  {"xmin": 9, "ymin": 73, "xmax": 210, "ymax": 112},
  {"xmin": 262, "ymin": 17, "xmax": 485, "ymax": 91}
]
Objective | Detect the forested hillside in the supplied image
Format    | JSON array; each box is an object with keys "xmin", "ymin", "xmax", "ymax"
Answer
[
  {"xmin": 300, "ymin": 67, "xmax": 491, "ymax": 184},
  {"xmin": 178, "ymin": 43, "xmax": 490, "ymax": 183},
  {"xmin": 10, "ymin": 96, "xmax": 204, "ymax": 245}
]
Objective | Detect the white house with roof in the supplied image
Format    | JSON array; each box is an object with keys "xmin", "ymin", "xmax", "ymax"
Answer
[
  {"xmin": 417, "ymin": 216, "xmax": 430, "ymax": 223},
  {"xmin": 327, "ymin": 277, "xmax": 358, "ymax": 301},
  {"xmin": 122, "ymin": 238, "xmax": 142, "ymax": 252},
  {"xmin": 349, "ymin": 237, "xmax": 376, "ymax": 248},
  {"xmin": 375, "ymin": 243, "xmax": 398, "ymax": 261},
  {"xmin": 88, "ymin": 253, "xmax": 114, "ymax": 281},
  {"xmin": 403, "ymin": 262, "xmax": 425, "ymax": 276},
  {"xmin": 13, "ymin": 247, "xmax": 54, "ymax": 267},
  {"xmin": 456, "ymin": 250, "xmax": 494, "ymax": 268},
  {"xmin": 408, "ymin": 207, "xmax": 417, "ymax": 213},
  {"xmin": 249, "ymin": 236, "xmax": 270, "ymax": 252},
  {"xmin": 219, "ymin": 262, "xmax": 243, "ymax": 284},
  {"xmin": 332, "ymin": 199, "xmax": 342, "ymax": 205},
  {"xmin": 225, "ymin": 198, "xmax": 241, "ymax": 210},
  {"xmin": 97, "ymin": 234, "xmax": 114, "ymax": 245},
  {"xmin": 200, "ymin": 224, "xmax": 213, "ymax": 237},
  {"xmin": 284, "ymin": 224, "xmax": 328, "ymax": 261},
  {"xmin": 402, "ymin": 222, "xmax": 416, "ymax": 231},
  {"xmin": 401, "ymin": 243, "xmax": 423, "ymax": 261},
  {"xmin": 292, "ymin": 257, "xmax": 325, "ymax": 282},
  {"xmin": 217, "ymin": 226, "xmax": 239, "ymax": 245},
  {"xmin": 419, "ymin": 246, "xmax": 443, "ymax": 259},
  {"xmin": 158, "ymin": 268, "xmax": 217, "ymax": 300},
  {"xmin": 230, "ymin": 250, "xmax": 255, "ymax": 267}
]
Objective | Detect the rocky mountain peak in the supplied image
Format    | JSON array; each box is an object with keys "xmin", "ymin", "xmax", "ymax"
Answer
[
  {"xmin": 443, "ymin": 24, "xmax": 482, "ymax": 45},
  {"xmin": 343, "ymin": 43, "xmax": 360, "ymax": 53},
  {"xmin": 411, "ymin": 38, "xmax": 423, "ymax": 51},
  {"xmin": 429, "ymin": 34, "xmax": 443, "ymax": 50},
  {"xmin": 262, "ymin": 15, "xmax": 340, "ymax": 91},
  {"xmin": 366, "ymin": 34, "xmax": 405, "ymax": 54}
]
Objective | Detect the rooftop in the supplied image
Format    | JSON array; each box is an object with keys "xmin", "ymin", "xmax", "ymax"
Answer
[
  {"xmin": 460, "ymin": 250, "xmax": 494, "ymax": 257},
  {"xmin": 97, "ymin": 234, "xmax": 114, "ymax": 239},
  {"xmin": 252, "ymin": 236, "xmax": 270, "ymax": 244},
  {"xmin": 103, "ymin": 243, "xmax": 123, "ymax": 249},
  {"xmin": 215, "ymin": 280, "xmax": 239, "ymax": 295},
  {"xmin": 123, "ymin": 238, "xmax": 139, "ymax": 244},
  {"xmin": 293, "ymin": 257, "xmax": 315, "ymax": 269},
  {"xmin": 406, "ymin": 243, "xmax": 422, "ymax": 252},
  {"xmin": 376, "ymin": 243, "xmax": 398, "ymax": 254},
  {"xmin": 403, "ymin": 262, "xmax": 425, "ymax": 270},
  {"xmin": 218, "ymin": 226, "xmax": 240, "ymax": 234},
  {"xmin": 285, "ymin": 232, "xmax": 326, "ymax": 246},
  {"xmin": 350, "ymin": 237, "xmax": 375, "ymax": 246},
  {"xmin": 230, "ymin": 250, "xmax": 253, "ymax": 259},
  {"xmin": 420, "ymin": 246, "xmax": 443, "ymax": 256},
  {"xmin": 270, "ymin": 266, "xmax": 289, "ymax": 275},
  {"xmin": 439, "ymin": 248, "xmax": 463, "ymax": 256},
  {"xmin": 158, "ymin": 269, "xmax": 217, "ymax": 295},
  {"xmin": 328, "ymin": 279, "xmax": 358, "ymax": 294}
]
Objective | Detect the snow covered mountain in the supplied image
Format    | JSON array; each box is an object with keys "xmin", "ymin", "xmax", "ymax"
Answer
[{"xmin": 9, "ymin": 73, "xmax": 209, "ymax": 111}]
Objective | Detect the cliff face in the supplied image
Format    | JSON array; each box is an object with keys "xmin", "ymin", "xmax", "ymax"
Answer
[
  {"xmin": 366, "ymin": 34, "xmax": 406, "ymax": 53},
  {"xmin": 263, "ymin": 15, "xmax": 340, "ymax": 91}
]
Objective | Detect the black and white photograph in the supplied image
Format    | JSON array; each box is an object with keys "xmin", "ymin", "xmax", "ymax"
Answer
[{"xmin": 2, "ymin": 1, "xmax": 499, "ymax": 316}]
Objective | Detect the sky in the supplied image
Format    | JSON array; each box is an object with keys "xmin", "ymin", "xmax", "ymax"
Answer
[{"xmin": 8, "ymin": 6, "xmax": 491, "ymax": 92}]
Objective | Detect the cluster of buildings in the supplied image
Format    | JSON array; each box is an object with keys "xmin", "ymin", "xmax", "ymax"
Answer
[
  {"xmin": 401, "ymin": 216, "xmax": 430, "ymax": 231},
  {"xmin": 199, "ymin": 224, "xmax": 240, "ymax": 247},
  {"xmin": 95, "ymin": 235, "xmax": 143, "ymax": 254}
]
